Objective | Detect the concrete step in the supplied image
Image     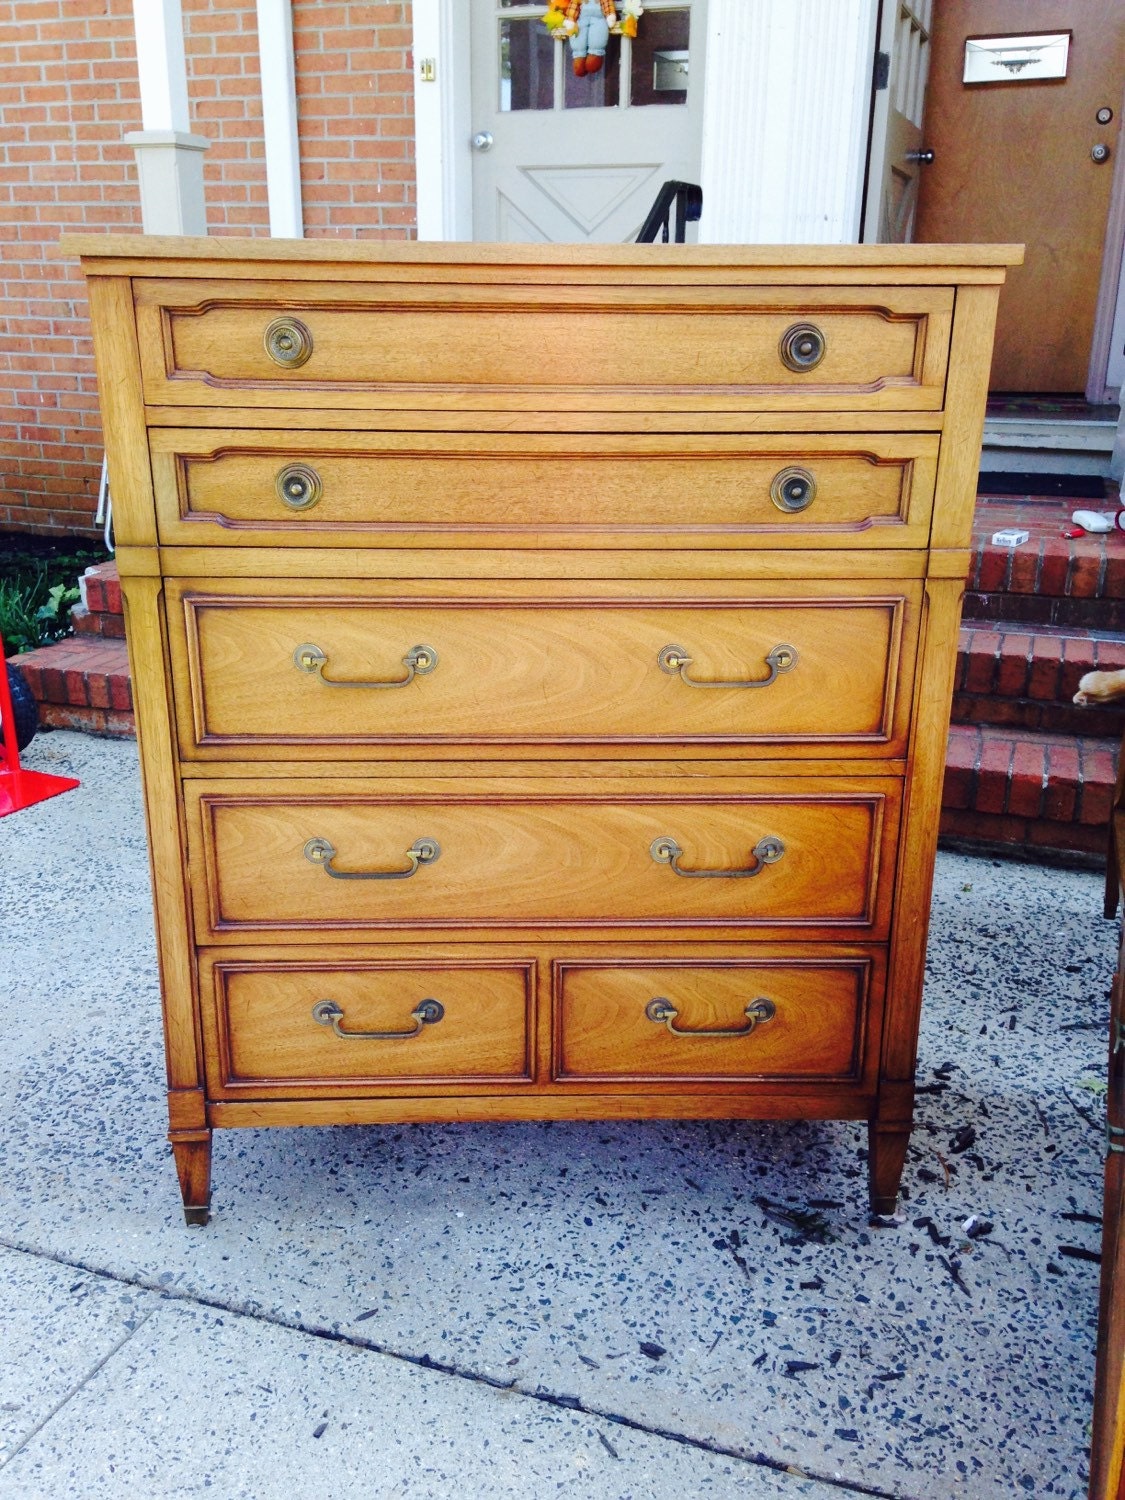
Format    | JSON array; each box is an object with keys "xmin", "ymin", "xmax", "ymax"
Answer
[{"xmin": 940, "ymin": 721, "xmax": 1117, "ymax": 860}]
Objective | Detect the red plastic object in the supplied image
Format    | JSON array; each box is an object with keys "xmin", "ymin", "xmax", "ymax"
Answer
[{"xmin": 0, "ymin": 642, "xmax": 79, "ymax": 817}]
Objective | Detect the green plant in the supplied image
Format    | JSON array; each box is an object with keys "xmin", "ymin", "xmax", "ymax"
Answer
[
  {"xmin": 0, "ymin": 573, "xmax": 47, "ymax": 655},
  {"xmin": 0, "ymin": 570, "xmax": 80, "ymax": 656},
  {"xmin": 0, "ymin": 530, "xmax": 109, "ymax": 657}
]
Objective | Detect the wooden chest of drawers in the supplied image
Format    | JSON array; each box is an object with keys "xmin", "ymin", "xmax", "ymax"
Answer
[{"xmin": 70, "ymin": 237, "xmax": 1019, "ymax": 1224}]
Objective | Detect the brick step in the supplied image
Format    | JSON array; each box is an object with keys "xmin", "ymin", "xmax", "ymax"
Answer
[
  {"xmin": 953, "ymin": 621, "xmax": 1125, "ymax": 736},
  {"xmin": 940, "ymin": 722, "xmax": 1117, "ymax": 859},
  {"xmin": 12, "ymin": 635, "xmax": 134, "ymax": 738},
  {"xmin": 70, "ymin": 560, "xmax": 124, "ymax": 638},
  {"xmin": 965, "ymin": 491, "xmax": 1124, "ymax": 631}
]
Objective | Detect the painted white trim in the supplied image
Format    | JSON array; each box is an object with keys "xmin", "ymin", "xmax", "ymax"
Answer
[
  {"xmin": 128, "ymin": 1, "xmax": 207, "ymax": 234},
  {"xmin": 256, "ymin": 0, "xmax": 304, "ymax": 238},
  {"xmin": 412, "ymin": 0, "xmax": 471, "ymax": 240},
  {"xmin": 131, "ymin": 0, "xmax": 191, "ymax": 133},
  {"xmin": 699, "ymin": 0, "xmax": 879, "ymax": 244}
]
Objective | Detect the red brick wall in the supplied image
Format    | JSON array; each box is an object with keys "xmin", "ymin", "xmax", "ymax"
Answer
[{"xmin": 0, "ymin": 0, "xmax": 416, "ymax": 536}]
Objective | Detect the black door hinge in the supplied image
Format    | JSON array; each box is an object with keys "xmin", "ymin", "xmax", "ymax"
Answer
[{"xmin": 874, "ymin": 51, "xmax": 890, "ymax": 90}]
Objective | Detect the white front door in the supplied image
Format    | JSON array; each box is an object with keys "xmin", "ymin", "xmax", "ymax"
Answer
[{"xmin": 469, "ymin": 0, "xmax": 707, "ymax": 242}]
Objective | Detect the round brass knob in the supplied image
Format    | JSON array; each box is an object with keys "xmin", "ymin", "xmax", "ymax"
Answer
[
  {"xmin": 264, "ymin": 315, "xmax": 313, "ymax": 368},
  {"xmin": 779, "ymin": 322, "xmax": 826, "ymax": 373},
  {"xmin": 275, "ymin": 462, "xmax": 323, "ymax": 511},
  {"xmin": 769, "ymin": 466, "xmax": 817, "ymax": 513}
]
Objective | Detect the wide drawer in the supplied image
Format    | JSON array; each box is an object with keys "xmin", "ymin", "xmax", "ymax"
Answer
[
  {"xmin": 149, "ymin": 430, "xmax": 940, "ymax": 549},
  {"xmin": 167, "ymin": 582, "xmax": 918, "ymax": 759},
  {"xmin": 199, "ymin": 955, "xmax": 534, "ymax": 1096},
  {"xmin": 134, "ymin": 279, "xmax": 953, "ymax": 413},
  {"xmin": 553, "ymin": 954, "xmax": 881, "ymax": 1084},
  {"xmin": 185, "ymin": 777, "xmax": 901, "ymax": 941}
]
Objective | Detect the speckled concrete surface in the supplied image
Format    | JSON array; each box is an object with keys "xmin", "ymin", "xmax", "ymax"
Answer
[
  {"xmin": 0, "ymin": 1295, "xmax": 823, "ymax": 1499},
  {"xmin": 0, "ymin": 731, "xmax": 1114, "ymax": 1499}
]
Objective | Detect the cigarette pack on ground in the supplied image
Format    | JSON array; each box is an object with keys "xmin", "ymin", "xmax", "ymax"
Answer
[{"xmin": 991, "ymin": 529, "xmax": 1030, "ymax": 546}]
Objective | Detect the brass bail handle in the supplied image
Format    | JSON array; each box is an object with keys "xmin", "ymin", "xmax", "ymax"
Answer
[
  {"xmin": 645, "ymin": 995, "xmax": 776, "ymax": 1038},
  {"xmin": 658, "ymin": 643, "xmax": 797, "ymax": 689},
  {"xmin": 303, "ymin": 836, "xmax": 440, "ymax": 880},
  {"xmin": 293, "ymin": 643, "xmax": 438, "ymax": 689},
  {"xmin": 650, "ymin": 834, "xmax": 785, "ymax": 879},
  {"xmin": 312, "ymin": 997, "xmax": 445, "ymax": 1042}
]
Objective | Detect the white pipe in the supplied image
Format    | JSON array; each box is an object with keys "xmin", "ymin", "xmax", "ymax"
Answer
[
  {"xmin": 256, "ymin": 0, "xmax": 304, "ymax": 238},
  {"xmin": 131, "ymin": 0, "xmax": 191, "ymax": 133}
]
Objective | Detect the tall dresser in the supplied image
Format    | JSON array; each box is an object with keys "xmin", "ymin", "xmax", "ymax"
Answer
[{"xmin": 69, "ymin": 237, "xmax": 1019, "ymax": 1224}]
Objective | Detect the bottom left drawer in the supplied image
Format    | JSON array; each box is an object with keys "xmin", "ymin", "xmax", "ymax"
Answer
[{"xmin": 198, "ymin": 954, "xmax": 535, "ymax": 1096}]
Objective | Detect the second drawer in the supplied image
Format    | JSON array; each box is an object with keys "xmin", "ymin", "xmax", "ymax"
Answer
[{"xmin": 168, "ymin": 583, "xmax": 918, "ymax": 758}]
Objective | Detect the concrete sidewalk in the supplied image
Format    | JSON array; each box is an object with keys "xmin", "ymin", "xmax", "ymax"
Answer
[{"xmin": 0, "ymin": 732, "xmax": 1113, "ymax": 1499}]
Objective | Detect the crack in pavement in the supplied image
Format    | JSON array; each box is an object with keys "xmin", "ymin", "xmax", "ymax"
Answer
[
  {"xmin": 0, "ymin": 1302, "xmax": 157, "ymax": 1472},
  {"xmin": 0, "ymin": 1236, "xmax": 915, "ymax": 1500}
]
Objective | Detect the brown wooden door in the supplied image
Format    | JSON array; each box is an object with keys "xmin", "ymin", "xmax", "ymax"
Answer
[{"xmin": 915, "ymin": 1, "xmax": 1124, "ymax": 392}]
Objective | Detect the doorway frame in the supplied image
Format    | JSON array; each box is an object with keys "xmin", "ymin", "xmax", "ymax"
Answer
[
  {"xmin": 1088, "ymin": 80, "xmax": 1125, "ymax": 403},
  {"xmin": 412, "ymin": 0, "xmax": 473, "ymax": 240}
]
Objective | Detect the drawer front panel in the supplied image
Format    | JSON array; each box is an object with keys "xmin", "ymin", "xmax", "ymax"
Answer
[
  {"xmin": 170, "ymin": 589, "xmax": 916, "ymax": 757},
  {"xmin": 554, "ymin": 956, "xmax": 878, "ymax": 1083},
  {"xmin": 187, "ymin": 781, "xmax": 900, "ymax": 940},
  {"xmin": 200, "ymin": 956, "xmax": 533, "ymax": 1095},
  {"xmin": 135, "ymin": 280, "xmax": 953, "ymax": 413},
  {"xmin": 150, "ymin": 431, "xmax": 939, "ymax": 549}
]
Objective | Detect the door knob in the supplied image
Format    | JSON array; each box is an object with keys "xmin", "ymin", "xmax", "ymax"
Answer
[
  {"xmin": 1092, "ymin": 143, "xmax": 1111, "ymax": 164},
  {"xmin": 471, "ymin": 131, "xmax": 494, "ymax": 152},
  {"xmin": 904, "ymin": 148, "xmax": 935, "ymax": 164}
]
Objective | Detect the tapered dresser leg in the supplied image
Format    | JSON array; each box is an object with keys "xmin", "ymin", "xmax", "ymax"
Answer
[
  {"xmin": 868, "ymin": 1119, "xmax": 910, "ymax": 1216},
  {"xmin": 170, "ymin": 1129, "xmax": 212, "ymax": 1226}
]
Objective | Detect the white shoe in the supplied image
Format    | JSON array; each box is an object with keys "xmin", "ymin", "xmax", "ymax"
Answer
[{"xmin": 1071, "ymin": 509, "xmax": 1117, "ymax": 532}]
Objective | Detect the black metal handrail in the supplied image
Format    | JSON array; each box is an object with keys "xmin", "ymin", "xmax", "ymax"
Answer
[{"xmin": 636, "ymin": 180, "xmax": 703, "ymax": 243}]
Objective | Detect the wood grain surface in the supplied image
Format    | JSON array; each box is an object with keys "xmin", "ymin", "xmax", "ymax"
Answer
[
  {"xmin": 169, "ymin": 587, "xmax": 915, "ymax": 756},
  {"xmin": 186, "ymin": 777, "xmax": 899, "ymax": 939},
  {"xmin": 133, "ymin": 279, "xmax": 953, "ymax": 413},
  {"xmin": 554, "ymin": 956, "xmax": 874, "ymax": 1083},
  {"xmin": 202, "ymin": 957, "xmax": 533, "ymax": 1094},
  {"xmin": 150, "ymin": 429, "xmax": 939, "ymax": 550}
]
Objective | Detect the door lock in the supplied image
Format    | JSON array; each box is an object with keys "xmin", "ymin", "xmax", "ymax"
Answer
[
  {"xmin": 471, "ymin": 131, "xmax": 494, "ymax": 152},
  {"xmin": 1092, "ymin": 143, "xmax": 1111, "ymax": 164}
]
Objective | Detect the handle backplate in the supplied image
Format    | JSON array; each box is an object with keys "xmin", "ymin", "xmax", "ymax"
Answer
[
  {"xmin": 658, "ymin": 642, "xmax": 797, "ymax": 689},
  {"xmin": 779, "ymin": 322, "xmax": 826, "ymax": 373},
  {"xmin": 264, "ymin": 316, "xmax": 314, "ymax": 369},
  {"xmin": 649, "ymin": 834, "xmax": 785, "ymax": 878},
  {"xmin": 303, "ymin": 836, "xmax": 440, "ymax": 880},
  {"xmin": 293, "ymin": 643, "xmax": 437, "ymax": 689},
  {"xmin": 645, "ymin": 995, "xmax": 776, "ymax": 1038},
  {"xmin": 769, "ymin": 466, "xmax": 816, "ymax": 513},
  {"xmin": 276, "ymin": 463, "xmax": 323, "ymax": 511},
  {"xmin": 312, "ymin": 997, "xmax": 445, "ymax": 1041}
]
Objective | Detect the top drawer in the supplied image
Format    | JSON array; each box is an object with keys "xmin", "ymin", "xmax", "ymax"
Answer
[{"xmin": 133, "ymin": 279, "xmax": 954, "ymax": 416}]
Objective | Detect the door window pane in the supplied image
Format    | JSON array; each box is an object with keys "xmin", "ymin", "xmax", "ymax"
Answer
[
  {"xmin": 500, "ymin": 18, "xmax": 556, "ymax": 111},
  {"xmin": 630, "ymin": 8, "xmax": 690, "ymax": 106},
  {"xmin": 563, "ymin": 31, "xmax": 621, "ymax": 109}
]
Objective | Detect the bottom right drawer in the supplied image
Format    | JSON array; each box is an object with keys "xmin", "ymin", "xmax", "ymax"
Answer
[{"xmin": 552, "ymin": 954, "xmax": 882, "ymax": 1084}]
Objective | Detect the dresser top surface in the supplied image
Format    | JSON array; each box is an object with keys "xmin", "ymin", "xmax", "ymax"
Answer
[{"xmin": 62, "ymin": 234, "xmax": 1024, "ymax": 283}]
